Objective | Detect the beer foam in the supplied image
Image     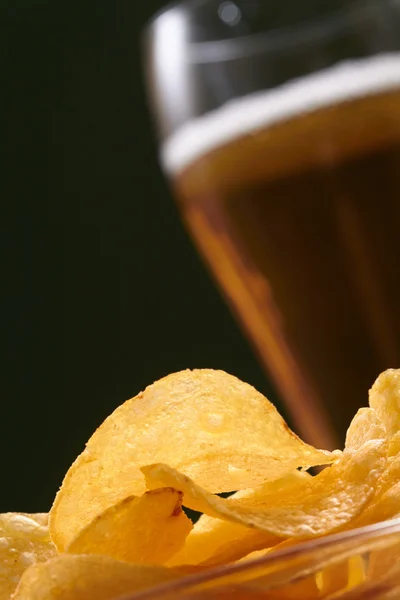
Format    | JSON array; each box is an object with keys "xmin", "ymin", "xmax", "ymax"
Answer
[{"xmin": 162, "ymin": 53, "xmax": 400, "ymax": 174}]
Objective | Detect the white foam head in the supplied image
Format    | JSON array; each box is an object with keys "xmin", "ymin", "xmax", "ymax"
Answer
[{"xmin": 161, "ymin": 53, "xmax": 400, "ymax": 175}]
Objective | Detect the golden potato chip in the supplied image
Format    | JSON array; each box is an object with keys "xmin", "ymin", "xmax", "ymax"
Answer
[
  {"xmin": 143, "ymin": 434, "xmax": 386, "ymax": 539},
  {"xmin": 388, "ymin": 431, "xmax": 400, "ymax": 457},
  {"xmin": 369, "ymin": 369, "xmax": 400, "ymax": 438},
  {"xmin": 50, "ymin": 369, "xmax": 334, "ymax": 550},
  {"xmin": 11, "ymin": 554, "xmax": 186, "ymax": 600},
  {"xmin": 365, "ymin": 482, "xmax": 400, "ymax": 524},
  {"xmin": 0, "ymin": 513, "xmax": 56, "ymax": 600},
  {"xmin": 66, "ymin": 488, "xmax": 192, "ymax": 565},
  {"xmin": 168, "ymin": 472, "xmax": 309, "ymax": 567},
  {"xmin": 367, "ymin": 534, "xmax": 400, "ymax": 583},
  {"xmin": 325, "ymin": 566, "xmax": 400, "ymax": 600},
  {"xmin": 353, "ymin": 453, "xmax": 400, "ymax": 527},
  {"xmin": 12, "ymin": 514, "xmax": 48, "ymax": 527},
  {"xmin": 317, "ymin": 555, "xmax": 366, "ymax": 596},
  {"xmin": 236, "ymin": 549, "xmax": 270, "ymax": 563},
  {"xmin": 347, "ymin": 555, "xmax": 367, "ymax": 589},
  {"xmin": 344, "ymin": 408, "xmax": 386, "ymax": 450},
  {"xmin": 200, "ymin": 529, "xmax": 280, "ymax": 567},
  {"xmin": 167, "ymin": 516, "xmax": 274, "ymax": 567}
]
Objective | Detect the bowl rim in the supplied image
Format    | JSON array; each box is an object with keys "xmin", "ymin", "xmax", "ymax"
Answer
[{"xmin": 121, "ymin": 518, "xmax": 400, "ymax": 599}]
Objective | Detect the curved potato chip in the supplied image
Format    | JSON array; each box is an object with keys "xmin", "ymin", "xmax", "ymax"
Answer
[
  {"xmin": 353, "ymin": 452, "xmax": 400, "ymax": 528},
  {"xmin": 143, "ymin": 438, "xmax": 386, "ymax": 539},
  {"xmin": 67, "ymin": 488, "xmax": 192, "ymax": 565},
  {"xmin": 0, "ymin": 514, "xmax": 56, "ymax": 600},
  {"xmin": 366, "ymin": 482, "xmax": 400, "ymax": 523},
  {"xmin": 317, "ymin": 555, "xmax": 366, "ymax": 597},
  {"xmin": 388, "ymin": 431, "xmax": 400, "ymax": 457},
  {"xmin": 50, "ymin": 369, "xmax": 333, "ymax": 550},
  {"xmin": 344, "ymin": 408, "xmax": 386, "ymax": 450},
  {"xmin": 199, "ymin": 530, "xmax": 280, "ymax": 567},
  {"xmin": 11, "ymin": 554, "xmax": 186, "ymax": 600},
  {"xmin": 369, "ymin": 369, "xmax": 400, "ymax": 438},
  {"xmin": 6, "ymin": 514, "xmax": 49, "ymax": 527},
  {"xmin": 168, "ymin": 472, "xmax": 309, "ymax": 567}
]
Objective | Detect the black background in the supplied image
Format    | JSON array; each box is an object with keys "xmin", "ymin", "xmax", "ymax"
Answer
[{"xmin": 1, "ymin": 0, "xmax": 282, "ymax": 512}]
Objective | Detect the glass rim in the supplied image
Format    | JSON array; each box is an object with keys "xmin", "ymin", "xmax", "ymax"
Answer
[
  {"xmin": 122, "ymin": 518, "xmax": 400, "ymax": 599},
  {"xmin": 144, "ymin": 0, "xmax": 208, "ymax": 31},
  {"xmin": 143, "ymin": 0, "xmax": 397, "ymax": 62}
]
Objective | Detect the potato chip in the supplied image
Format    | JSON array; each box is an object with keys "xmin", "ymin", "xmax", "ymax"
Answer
[
  {"xmin": 365, "ymin": 482, "xmax": 400, "ymax": 524},
  {"xmin": 50, "ymin": 369, "xmax": 334, "ymax": 550},
  {"xmin": 11, "ymin": 554, "xmax": 186, "ymax": 600},
  {"xmin": 66, "ymin": 488, "xmax": 192, "ymax": 564},
  {"xmin": 236, "ymin": 549, "xmax": 270, "ymax": 563},
  {"xmin": 388, "ymin": 431, "xmax": 400, "ymax": 457},
  {"xmin": 369, "ymin": 369, "xmax": 400, "ymax": 438},
  {"xmin": 353, "ymin": 453, "xmax": 400, "ymax": 527},
  {"xmin": 344, "ymin": 408, "xmax": 386, "ymax": 450},
  {"xmin": 143, "ymin": 449, "xmax": 384, "ymax": 540},
  {"xmin": 13, "ymin": 514, "xmax": 48, "ymax": 527},
  {"xmin": 317, "ymin": 555, "xmax": 366, "ymax": 597},
  {"xmin": 168, "ymin": 472, "xmax": 309, "ymax": 567},
  {"xmin": 167, "ymin": 515, "xmax": 274, "ymax": 567},
  {"xmin": 367, "ymin": 534, "xmax": 400, "ymax": 582},
  {"xmin": 325, "ymin": 564, "xmax": 400, "ymax": 600},
  {"xmin": 143, "ymin": 432, "xmax": 386, "ymax": 539},
  {"xmin": 0, "ymin": 513, "xmax": 56, "ymax": 600}
]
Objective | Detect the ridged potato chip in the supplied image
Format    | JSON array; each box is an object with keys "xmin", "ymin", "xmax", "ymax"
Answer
[
  {"xmin": 369, "ymin": 369, "xmax": 400, "ymax": 438},
  {"xmin": 50, "ymin": 369, "xmax": 334, "ymax": 550},
  {"xmin": 0, "ymin": 513, "xmax": 56, "ymax": 600},
  {"xmin": 66, "ymin": 488, "xmax": 192, "ymax": 564},
  {"xmin": 354, "ymin": 453, "xmax": 400, "ymax": 527},
  {"xmin": 344, "ymin": 408, "xmax": 386, "ymax": 450},
  {"xmin": 11, "ymin": 554, "xmax": 185, "ymax": 600},
  {"xmin": 168, "ymin": 472, "xmax": 309, "ymax": 567},
  {"xmin": 12, "ymin": 514, "xmax": 48, "ymax": 527},
  {"xmin": 143, "ymin": 409, "xmax": 387, "ymax": 540}
]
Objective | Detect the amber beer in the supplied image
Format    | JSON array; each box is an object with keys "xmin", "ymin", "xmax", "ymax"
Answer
[{"xmin": 162, "ymin": 56, "xmax": 400, "ymax": 449}]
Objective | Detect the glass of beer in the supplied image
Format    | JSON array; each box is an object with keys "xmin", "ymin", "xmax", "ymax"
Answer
[{"xmin": 143, "ymin": 0, "xmax": 400, "ymax": 450}]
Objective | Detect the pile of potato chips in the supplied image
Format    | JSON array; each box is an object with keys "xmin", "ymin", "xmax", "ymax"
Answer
[{"xmin": 3, "ymin": 368, "xmax": 400, "ymax": 599}]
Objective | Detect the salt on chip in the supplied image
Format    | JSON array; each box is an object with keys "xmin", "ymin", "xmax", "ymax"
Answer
[
  {"xmin": 50, "ymin": 369, "xmax": 334, "ymax": 550},
  {"xmin": 11, "ymin": 554, "xmax": 186, "ymax": 600},
  {"xmin": 0, "ymin": 513, "xmax": 56, "ymax": 600},
  {"xmin": 168, "ymin": 472, "xmax": 309, "ymax": 567},
  {"xmin": 369, "ymin": 369, "xmax": 400, "ymax": 438},
  {"xmin": 143, "ymin": 408, "xmax": 387, "ymax": 540},
  {"xmin": 66, "ymin": 488, "xmax": 192, "ymax": 565}
]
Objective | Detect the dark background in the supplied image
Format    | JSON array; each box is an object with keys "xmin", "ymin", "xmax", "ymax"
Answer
[{"xmin": 1, "ymin": 0, "xmax": 282, "ymax": 512}]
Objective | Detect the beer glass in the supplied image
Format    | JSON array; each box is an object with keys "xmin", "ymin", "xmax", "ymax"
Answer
[{"xmin": 143, "ymin": 0, "xmax": 400, "ymax": 449}]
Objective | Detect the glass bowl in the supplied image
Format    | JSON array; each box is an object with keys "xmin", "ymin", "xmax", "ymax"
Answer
[{"xmin": 122, "ymin": 519, "xmax": 400, "ymax": 599}]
